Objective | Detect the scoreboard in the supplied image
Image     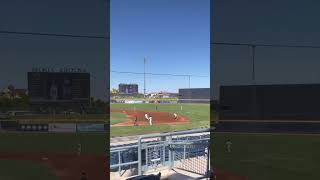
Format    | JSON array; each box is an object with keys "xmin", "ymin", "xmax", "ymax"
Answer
[
  {"xmin": 119, "ymin": 84, "xmax": 138, "ymax": 95},
  {"xmin": 28, "ymin": 72, "xmax": 90, "ymax": 104}
]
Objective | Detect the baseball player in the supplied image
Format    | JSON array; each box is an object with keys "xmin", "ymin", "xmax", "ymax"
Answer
[
  {"xmin": 225, "ymin": 139, "xmax": 232, "ymax": 153},
  {"xmin": 173, "ymin": 113, "xmax": 178, "ymax": 120},
  {"xmin": 145, "ymin": 113, "xmax": 149, "ymax": 121},
  {"xmin": 134, "ymin": 115, "xmax": 138, "ymax": 126},
  {"xmin": 77, "ymin": 143, "xmax": 82, "ymax": 156},
  {"xmin": 149, "ymin": 116, "xmax": 153, "ymax": 126}
]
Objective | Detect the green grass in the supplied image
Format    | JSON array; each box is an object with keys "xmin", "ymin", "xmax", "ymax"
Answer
[
  {"xmin": 212, "ymin": 133, "xmax": 320, "ymax": 180},
  {"xmin": 0, "ymin": 132, "xmax": 107, "ymax": 155},
  {"xmin": 110, "ymin": 112, "xmax": 127, "ymax": 125},
  {"xmin": 0, "ymin": 160, "xmax": 58, "ymax": 180},
  {"xmin": 110, "ymin": 103, "xmax": 209, "ymax": 137},
  {"xmin": 0, "ymin": 128, "xmax": 107, "ymax": 179}
]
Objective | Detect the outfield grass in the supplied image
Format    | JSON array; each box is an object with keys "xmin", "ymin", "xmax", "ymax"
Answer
[
  {"xmin": 0, "ymin": 132, "xmax": 107, "ymax": 179},
  {"xmin": 0, "ymin": 132, "xmax": 107, "ymax": 155},
  {"xmin": 110, "ymin": 103, "xmax": 209, "ymax": 137},
  {"xmin": 0, "ymin": 160, "xmax": 58, "ymax": 180},
  {"xmin": 212, "ymin": 133, "xmax": 320, "ymax": 180}
]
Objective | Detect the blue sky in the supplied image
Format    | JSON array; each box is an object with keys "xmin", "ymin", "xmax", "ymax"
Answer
[
  {"xmin": 0, "ymin": 0, "xmax": 107, "ymax": 100},
  {"xmin": 212, "ymin": 0, "xmax": 320, "ymax": 98},
  {"xmin": 110, "ymin": 0, "xmax": 210, "ymax": 93}
]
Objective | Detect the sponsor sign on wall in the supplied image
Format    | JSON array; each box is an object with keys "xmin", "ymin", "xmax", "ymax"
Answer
[
  {"xmin": 49, "ymin": 123, "xmax": 77, "ymax": 132},
  {"xmin": 77, "ymin": 123, "xmax": 105, "ymax": 132},
  {"xmin": 19, "ymin": 124, "xmax": 49, "ymax": 132},
  {"xmin": 125, "ymin": 100, "xmax": 143, "ymax": 104}
]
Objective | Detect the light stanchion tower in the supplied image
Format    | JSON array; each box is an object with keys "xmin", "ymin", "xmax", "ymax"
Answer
[{"xmin": 144, "ymin": 57, "xmax": 147, "ymax": 98}]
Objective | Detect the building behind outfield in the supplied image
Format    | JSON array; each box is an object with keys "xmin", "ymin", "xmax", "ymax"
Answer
[
  {"xmin": 219, "ymin": 84, "xmax": 320, "ymax": 120},
  {"xmin": 178, "ymin": 88, "xmax": 210, "ymax": 104}
]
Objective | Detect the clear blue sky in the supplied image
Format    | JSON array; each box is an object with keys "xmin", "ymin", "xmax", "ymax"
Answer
[
  {"xmin": 0, "ymin": 0, "xmax": 107, "ymax": 100},
  {"xmin": 213, "ymin": 0, "xmax": 320, "ymax": 86},
  {"xmin": 110, "ymin": 0, "xmax": 210, "ymax": 93}
]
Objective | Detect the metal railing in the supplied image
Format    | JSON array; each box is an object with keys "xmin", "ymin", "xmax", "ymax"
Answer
[
  {"xmin": 110, "ymin": 128, "xmax": 210, "ymax": 178},
  {"xmin": 110, "ymin": 144, "xmax": 139, "ymax": 176}
]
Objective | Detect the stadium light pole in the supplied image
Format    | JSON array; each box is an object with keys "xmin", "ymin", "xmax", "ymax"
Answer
[
  {"xmin": 144, "ymin": 57, "xmax": 147, "ymax": 98},
  {"xmin": 251, "ymin": 45, "xmax": 256, "ymax": 84},
  {"xmin": 188, "ymin": 75, "xmax": 191, "ymax": 88},
  {"xmin": 250, "ymin": 45, "xmax": 258, "ymax": 119}
]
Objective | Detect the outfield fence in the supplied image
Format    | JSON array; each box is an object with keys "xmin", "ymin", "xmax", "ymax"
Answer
[
  {"xmin": 111, "ymin": 98, "xmax": 210, "ymax": 104},
  {"xmin": 110, "ymin": 128, "xmax": 210, "ymax": 178},
  {"xmin": 0, "ymin": 120, "xmax": 107, "ymax": 133}
]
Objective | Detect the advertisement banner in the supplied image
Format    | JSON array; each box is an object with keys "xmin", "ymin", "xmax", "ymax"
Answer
[
  {"xmin": 49, "ymin": 123, "xmax": 77, "ymax": 132},
  {"xmin": 19, "ymin": 124, "xmax": 49, "ymax": 132},
  {"xmin": 125, "ymin": 100, "xmax": 143, "ymax": 104},
  {"xmin": 77, "ymin": 123, "xmax": 105, "ymax": 132}
]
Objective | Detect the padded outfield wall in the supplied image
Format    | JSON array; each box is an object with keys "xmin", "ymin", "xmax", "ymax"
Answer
[
  {"xmin": 219, "ymin": 84, "xmax": 320, "ymax": 120},
  {"xmin": 178, "ymin": 88, "xmax": 210, "ymax": 104}
]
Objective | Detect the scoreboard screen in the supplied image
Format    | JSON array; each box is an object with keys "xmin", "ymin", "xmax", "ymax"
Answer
[
  {"xmin": 119, "ymin": 84, "xmax": 138, "ymax": 95},
  {"xmin": 28, "ymin": 72, "xmax": 90, "ymax": 103}
]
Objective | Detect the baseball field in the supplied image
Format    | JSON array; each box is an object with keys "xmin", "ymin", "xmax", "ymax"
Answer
[
  {"xmin": 0, "ymin": 114, "xmax": 107, "ymax": 180},
  {"xmin": 0, "ymin": 132, "xmax": 107, "ymax": 180},
  {"xmin": 110, "ymin": 103, "xmax": 210, "ymax": 137},
  {"xmin": 212, "ymin": 132, "xmax": 320, "ymax": 180}
]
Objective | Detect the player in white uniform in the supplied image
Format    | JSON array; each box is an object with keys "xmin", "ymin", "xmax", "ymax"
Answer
[
  {"xmin": 149, "ymin": 116, "xmax": 153, "ymax": 125},
  {"xmin": 145, "ymin": 113, "xmax": 149, "ymax": 121},
  {"xmin": 225, "ymin": 139, "xmax": 232, "ymax": 153},
  {"xmin": 173, "ymin": 113, "xmax": 177, "ymax": 120},
  {"xmin": 77, "ymin": 143, "xmax": 82, "ymax": 156}
]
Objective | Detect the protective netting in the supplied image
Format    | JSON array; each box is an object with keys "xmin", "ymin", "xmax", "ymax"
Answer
[{"xmin": 170, "ymin": 140, "xmax": 209, "ymax": 175}]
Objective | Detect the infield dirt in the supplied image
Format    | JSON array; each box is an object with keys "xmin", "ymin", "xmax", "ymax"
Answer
[{"xmin": 111, "ymin": 109, "xmax": 189, "ymax": 127}]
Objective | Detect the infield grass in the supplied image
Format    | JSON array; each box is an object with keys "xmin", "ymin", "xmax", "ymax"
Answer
[
  {"xmin": 110, "ymin": 112, "xmax": 127, "ymax": 125},
  {"xmin": 110, "ymin": 103, "xmax": 210, "ymax": 137},
  {"xmin": 212, "ymin": 133, "xmax": 320, "ymax": 180}
]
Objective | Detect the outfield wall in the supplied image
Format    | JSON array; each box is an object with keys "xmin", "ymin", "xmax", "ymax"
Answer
[
  {"xmin": 220, "ymin": 84, "xmax": 320, "ymax": 120},
  {"xmin": 178, "ymin": 88, "xmax": 210, "ymax": 104},
  {"xmin": 0, "ymin": 120, "xmax": 107, "ymax": 132},
  {"xmin": 111, "ymin": 100, "xmax": 177, "ymax": 104},
  {"xmin": 213, "ymin": 121, "xmax": 320, "ymax": 134},
  {"xmin": 111, "ymin": 99, "xmax": 209, "ymax": 104}
]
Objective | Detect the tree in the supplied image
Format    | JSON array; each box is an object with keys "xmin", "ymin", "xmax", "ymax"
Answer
[{"xmin": 110, "ymin": 88, "xmax": 119, "ymax": 97}]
